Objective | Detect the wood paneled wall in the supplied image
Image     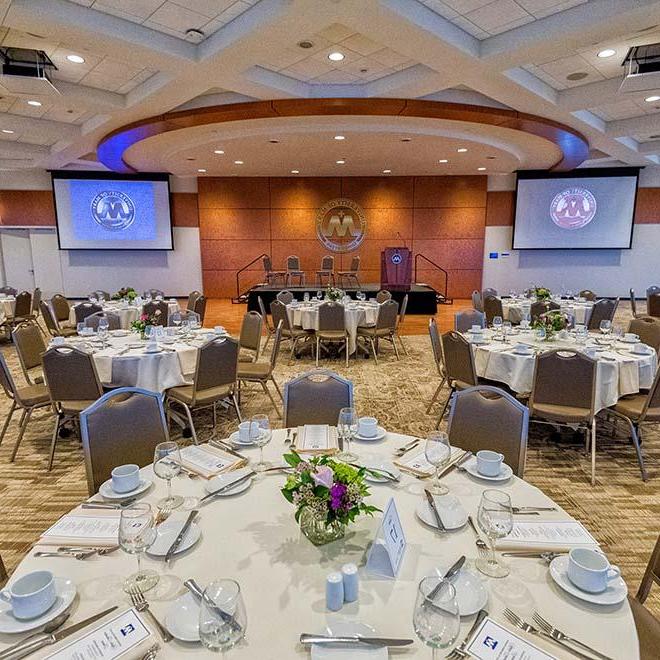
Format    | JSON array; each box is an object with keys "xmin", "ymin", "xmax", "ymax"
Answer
[{"xmin": 198, "ymin": 176, "xmax": 488, "ymax": 299}]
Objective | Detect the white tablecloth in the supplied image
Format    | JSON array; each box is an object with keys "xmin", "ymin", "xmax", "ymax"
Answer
[
  {"xmin": 69, "ymin": 301, "xmax": 180, "ymax": 330},
  {"xmin": 286, "ymin": 301, "xmax": 379, "ymax": 354},
  {"xmin": 0, "ymin": 296, "xmax": 14, "ymax": 324},
  {"xmin": 471, "ymin": 329, "xmax": 657, "ymax": 411},
  {"xmin": 501, "ymin": 298, "xmax": 594, "ymax": 326},
  {"xmin": 0, "ymin": 430, "xmax": 639, "ymax": 659}
]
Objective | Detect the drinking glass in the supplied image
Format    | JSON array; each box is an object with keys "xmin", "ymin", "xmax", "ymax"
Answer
[
  {"xmin": 199, "ymin": 579, "xmax": 247, "ymax": 653},
  {"xmin": 189, "ymin": 313, "xmax": 200, "ymax": 330},
  {"xmin": 424, "ymin": 431, "xmax": 451, "ymax": 495},
  {"xmin": 412, "ymin": 577, "xmax": 460, "ymax": 659},
  {"xmin": 492, "ymin": 315, "xmax": 503, "ymax": 335},
  {"xmin": 599, "ymin": 320, "xmax": 612, "ymax": 335},
  {"xmin": 303, "ymin": 292, "xmax": 310, "ymax": 303},
  {"xmin": 119, "ymin": 503, "xmax": 158, "ymax": 592},
  {"xmin": 476, "ymin": 489, "xmax": 514, "ymax": 578},
  {"xmin": 250, "ymin": 414, "xmax": 272, "ymax": 472},
  {"xmin": 98, "ymin": 318, "xmax": 109, "ymax": 346},
  {"xmin": 502, "ymin": 321, "xmax": 512, "ymax": 342},
  {"xmin": 612, "ymin": 325, "xmax": 623, "ymax": 343},
  {"xmin": 337, "ymin": 407, "xmax": 358, "ymax": 461},
  {"xmin": 181, "ymin": 319, "xmax": 190, "ymax": 336},
  {"xmin": 316, "ymin": 290, "xmax": 323, "ymax": 301},
  {"xmin": 153, "ymin": 441, "xmax": 184, "ymax": 510},
  {"xmin": 171, "ymin": 312, "xmax": 182, "ymax": 330},
  {"xmin": 535, "ymin": 326, "xmax": 546, "ymax": 342},
  {"xmin": 77, "ymin": 322, "xmax": 85, "ymax": 336},
  {"xmin": 509, "ymin": 289, "xmax": 517, "ymax": 299}
]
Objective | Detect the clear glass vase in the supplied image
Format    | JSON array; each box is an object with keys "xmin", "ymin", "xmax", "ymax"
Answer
[{"xmin": 299, "ymin": 509, "xmax": 345, "ymax": 546}]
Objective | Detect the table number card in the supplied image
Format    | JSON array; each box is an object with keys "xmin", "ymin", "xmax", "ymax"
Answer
[
  {"xmin": 180, "ymin": 444, "xmax": 244, "ymax": 478},
  {"xmin": 466, "ymin": 617, "xmax": 558, "ymax": 660},
  {"xmin": 366, "ymin": 498, "xmax": 406, "ymax": 578}
]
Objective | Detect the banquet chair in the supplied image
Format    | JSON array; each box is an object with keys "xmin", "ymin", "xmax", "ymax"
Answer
[
  {"xmin": 27, "ymin": 287, "xmax": 42, "ymax": 324},
  {"xmin": 454, "ymin": 308, "xmax": 485, "ymax": 333},
  {"xmin": 143, "ymin": 300, "xmax": 168, "ymax": 325},
  {"xmin": 427, "ymin": 318, "xmax": 446, "ymax": 414},
  {"xmin": 74, "ymin": 302, "xmax": 102, "ymax": 324},
  {"xmin": 337, "ymin": 256, "xmax": 361, "ymax": 288},
  {"xmin": 262, "ymin": 255, "xmax": 286, "ymax": 286},
  {"xmin": 12, "ymin": 321, "xmax": 46, "ymax": 385},
  {"xmin": 530, "ymin": 300, "xmax": 559, "ymax": 321},
  {"xmin": 630, "ymin": 288, "xmax": 640, "ymax": 318},
  {"xmin": 286, "ymin": 255, "xmax": 305, "ymax": 286},
  {"xmin": 587, "ymin": 298, "xmax": 619, "ymax": 330},
  {"xmin": 438, "ymin": 331, "xmax": 480, "ymax": 425},
  {"xmin": 186, "ymin": 290, "xmax": 202, "ymax": 311},
  {"xmin": 84, "ymin": 311, "xmax": 121, "ymax": 331},
  {"xmin": 80, "ymin": 387, "xmax": 169, "ymax": 496},
  {"xmin": 0, "ymin": 352, "xmax": 50, "ymax": 462},
  {"xmin": 628, "ymin": 317, "xmax": 660, "ymax": 354},
  {"xmin": 528, "ymin": 349, "xmax": 599, "ymax": 485},
  {"xmin": 10, "ymin": 291, "xmax": 33, "ymax": 328},
  {"xmin": 192, "ymin": 295, "xmax": 207, "ymax": 324},
  {"xmin": 0, "ymin": 553, "xmax": 6, "ymax": 588},
  {"xmin": 143, "ymin": 289, "xmax": 164, "ymax": 299},
  {"xmin": 166, "ymin": 336, "xmax": 241, "ymax": 443},
  {"xmin": 237, "ymin": 321, "xmax": 284, "ymax": 417},
  {"xmin": 51, "ymin": 294, "xmax": 74, "ymax": 328},
  {"xmin": 356, "ymin": 299, "xmax": 399, "ymax": 365},
  {"xmin": 276, "ymin": 290, "xmax": 294, "ymax": 305},
  {"xmin": 89, "ymin": 290, "xmax": 110, "ymax": 300},
  {"xmin": 42, "ymin": 345, "xmax": 104, "ymax": 470},
  {"xmin": 395, "ymin": 294, "xmax": 409, "ymax": 356},
  {"xmin": 40, "ymin": 301, "xmax": 77, "ymax": 338},
  {"xmin": 283, "ymin": 369, "xmax": 353, "ymax": 427},
  {"xmin": 579, "ymin": 289, "xmax": 597, "ymax": 301},
  {"xmin": 258, "ymin": 296, "xmax": 276, "ymax": 349},
  {"xmin": 471, "ymin": 290, "xmax": 483, "ymax": 312},
  {"xmin": 482, "ymin": 287, "xmax": 498, "ymax": 299},
  {"xmin": 270, "ymin": 300, "xmax": 312, "ymax": 361},
  {"xmin": 316, "ymin": 255, "xmax": 335, "ymax": 287},
  {"xmin": 315, "ymin": 301, "xmax": 349, "ymax": 368},
  {"xmin": 648, "ymin": 289, "xmax": 660, "ymax": 318},
  {"xmin": 376, "ymin": 290, "xmax": 392, "ymax": 303},
  {"xmin": 629, "ymin": 532, "xmax": 660, "ymax": 660},
  {"xmin": 0, "ymin": 286, "xmax": 16, "ymax": 296},
  {"xmin": 238, "ymin": 311, "xmax": 262, "ymax": 363},
  {"xmin": 483, "ymin": 295, "xmax": 503, "ymax": 325}
]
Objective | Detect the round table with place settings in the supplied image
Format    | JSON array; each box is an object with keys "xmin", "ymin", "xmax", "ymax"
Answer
[
  {"xmin": 500, "ymin": 297, "xmax": 594, "ymax": 326},
  {"xmin": 0, "ymin": 295, "xmax": 15, "ymax": 325},
  {"xmin": 0, "ymin": 429, "xmax": 639, "ymax": 659},
  {"xmin": 68, "ymin": 300, "xmax": 181, "ymax": 330}
]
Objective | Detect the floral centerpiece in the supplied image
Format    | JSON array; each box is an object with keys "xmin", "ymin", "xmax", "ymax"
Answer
[
  {"xmin": 112, "ymin": 286, "xmax": 137, "ymax": 301},
  {"xmin": 531, "ymin": 310, "xmax": 569, "ymax": 341},
  {"xmin": 325, "ymin": 286, "xmax": 344, "ymax": 302},
  {"xmin": 131, "ymin": 309, "xmax": 162, "ymax": 339},
  {"xmin": 281, "ymin": 451, "xmax": 379, "ymax": 545},
  {"xmin": 533, "ymin": 286, "xmax": 552, "ymax": 301}
]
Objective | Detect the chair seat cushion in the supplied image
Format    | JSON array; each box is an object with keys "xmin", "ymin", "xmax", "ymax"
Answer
[
  {"xmin": 613, "ymin": 394, "xmax": 660, "ymax": 420},
  {"xmin": 16, "ymin": 384, "xmax": 50, "ymax": 407},
  {"xmin": 59, "ymin": 399, "xmax": 97, "ymax": 414},
  {"xmin": 60, "ymin": 327, "xmax": 78, "ymax": 337},
  {"xmin": 531, "ymin": 402, "xmax": 592, "ymax": 423},
  {"xmin": 238, "ymin": 363, "xmax": 271, "ymax": 379},
  {"xmin": 357, "ymin": 327, "xmax": 393, "ymax": 338},
  {"xmin": 283, "ymin": 328, "xmax": 311, "ymax": 339},
  {"xmin": 316, "ymin": 330, "xmax": 346, "ymax": 340},
  {"xmin": 629, "ymin": 596, "xmax": 660, "ymax": 660},
  {"xmin": 168, "ymin": 384, "xmax": 233, "ymax": 406}
]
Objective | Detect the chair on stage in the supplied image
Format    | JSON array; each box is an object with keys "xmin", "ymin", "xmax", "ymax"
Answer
[
  {"xmin": 286, "ymin": 255, "xmax": 305, "ymax": 286},
  {"xmin": 315, "ymin": 255, "xmax": 335, "ymax": 287},
  {"xmin": 263, "ymin": 255, "xmax": 286, "ymax": 286},
  {"xmin": 337, "ymin": 256, "xmax": 360, "ymax": 288},
  {"xmin": 276, "ymin": 290, "xmax": 294, "ymax": 305}
]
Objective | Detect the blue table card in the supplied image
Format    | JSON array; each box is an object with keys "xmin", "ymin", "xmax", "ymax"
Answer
[{"xmin": 366, "ymin": 498, "xmax": 406, "ymax": 578}]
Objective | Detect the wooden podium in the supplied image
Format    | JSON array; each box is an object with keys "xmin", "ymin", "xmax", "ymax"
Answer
[{"xmin": 380, "ymin": 247, "xmax": 412, "ymax": 291}]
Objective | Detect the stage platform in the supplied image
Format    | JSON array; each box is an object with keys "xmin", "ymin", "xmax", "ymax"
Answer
[{"xmin": 246, "ymin": 283, "xmax": 439, "ymax": 314}]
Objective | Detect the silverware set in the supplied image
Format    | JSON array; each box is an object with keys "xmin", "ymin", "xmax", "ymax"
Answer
[
  {"xmin": 140, "ymin": 643, "xmax": 160, "ymax": 660},
  {"xmin": 446, "ymin": 609, "xmax": 488, "ymax": 659},
  {"xmin": 299, "ymin": 633, "xmax": 413, "ymax": 647},
  {"xmin": 467, "ymin": 515, "xmax": 488, "ymax": 556},
  {"xmin": 34, "ymin": 545, "xmax": 119, "ymax": 560},
  {"xmin": 209, "ymin": 439, "xmax": 247, "ymax": 460},
  {"xmin": 81, "ymin": 498, "xmax": 136, "ymax": 510},
  {"xmin": 501, "ymin": 551, "xmax": 565, "ymax": 563},
  {"xmin": 128, "ymin": 585, "xmax": 172, "ymax": 643},
  {"xmin": 394, "ymin": 438, "xmax": 419, "ymax": 456},
  {"xmin": 164, "ymin": 510, "xmax": 198, "ymax": 565}
]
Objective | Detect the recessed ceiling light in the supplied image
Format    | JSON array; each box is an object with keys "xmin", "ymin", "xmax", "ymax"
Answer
[
  {"xmin": 566, "ymin": 72, "xmax": 588, "ymax": 81},
  {"xmin": 66, "ymin": 54, "xmax": 85, "ymax": 63},
  {"xmin": 214, "ymin": 149, "xmax": 224, "ymax": 154},
  {"xmin": 336, "ymin": 159, "xmax": 346, "ymax": 164},
  {"xmin": 401, "ymin": 138, "xmax": 412, "ymax": 142},
  {"xmin": 1, "ymin": 129, "xmax": 13, "ymax": 134},
  {"xmin": 334, "ymin": 135, "xmax": 345, "ymax": 140},
  {"xmin": 197, "ymin": 168, "xmax": 206, "ymax": 173},
  {"xmin": 27, "ymin": 100, "xmax": 42, "ymax": 107},
  {"xmin": 478, "ymin": 167, "xmax": 486, "ymax": 171},
  {"xmin": 298, "ymin": 40, "xmax": 314, "ymax": 49},
  {"xmin": 438, "ymin": 159, "xmax": 448, "ymax": 163},
  {"xmin": 457, "ymin": 148, "xmax": 468, "ymax": 153},
  {"xmin": 269, "ymin": 139, "xmax": 279, "ymax": 143},
  {"xmin": 186, "ymin": 157, "xmax": 196, "ymax": 161},
  {"xmin": 291, "ymin": 169, "xmax": 300, "ymax": 174},
  {"xmin": 234, "ymin": 160, "xmax": 244, "ymax": 165},
  {"xmin": 597, "ymin": 48, "xmax": 616, "ymax": 58},
  {"xmin": 382, "ymin": 169, "xmax": 391, "ymax": 174},
  {"xmin": 328, "ymin": 51, "xmax": 345, "ymax": 62},
  {"xmin": 646, "ymin": 95, "xmax": 660, "ymax": 103}
]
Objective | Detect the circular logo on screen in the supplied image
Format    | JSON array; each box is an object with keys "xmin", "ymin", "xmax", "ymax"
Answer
[
  {"xmin": 391, "ymin": 252, "xmax": 402, "ymax": 265},
  {"xmin": 90, "ymin": 191, "xmax": 135, "ymax": 231},
  {"xmin": 316, "ymin": 198, "xmax": 366, "ymax": 253},
  {"xmin": 550, "ymin": 187, "xmax": 597, "ymax": 230}
]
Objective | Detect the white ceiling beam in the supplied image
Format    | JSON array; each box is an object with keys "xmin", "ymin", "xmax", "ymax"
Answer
[
  {"xmin": 0, "ymin": 113, "xmax": 79, "ymax": 139},
  {"xmin": 55, "ymin": 81, "xmax": 125, "ymax": 111},
  {"xmin": 558, "ymin": 78, "xmax": 627, "ymax": 112},
  {"xmin": 366, "ymin": 65, "xmax": 454, "ymax": 99},
  {"xmin": 0, "ymin": 140, "xmax": 48, "ymax": 158},
  {"xmin": 607, "ymin": 113, "xmax": 660, "ymax": 136},
  {"xmin": 639, "ymin": 139, "xmax": 660, "ymax": 153}
]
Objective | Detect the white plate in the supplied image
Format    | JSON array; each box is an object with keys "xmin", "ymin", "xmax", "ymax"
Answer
[
  {"xmin": 0, "ymin": 577, "xmax": 76, "ymax": 634},
  {"xmin": 98, "ymin": 478, "xmax": 152, "ymax": 501},
  {"xmin": 619, "ymin": 336, "xmax": 639, "ymax": 344},
  {"xmin": 469, "ymin": 338, "xmax": 488, "ymax": 346},
  {"xmin": 632, "ymin": 346, "xmax": 653, "ymax": 356},
  {"xmin": 463, "ymin": 457, "xmax": 513, "ymax": 482},
  {"xmin": 355, "ymin": 426, "xmax": 387, "ymax": 442},
  {"xmin": 144, "ymin": 347, "xmax": 162, "ymax": 354},
  {"xmin": 358, "ymin": 458, "xmax": 400, "ymax": 484},
  {"xmin": 110, "ymin": 330, "xmax": 129, "ymax": 337},
  {"xmin": 147, "ymin": 520, "xmax": 201, "ymax": 558},
  {"xmin": 432, "ymin": 565, "xmax": 488, "ymax": 616},
  {"xmin": 415, "ymin": 494, "xmax": 468, "ymax": 530},
  {"xmin": 165, "ymin": 591, "xmax": 200, "ymax": 642},
  {"xmin": 549, "ymin": 555, "xmax": 626, "ymax": 606},
  {"xmin": 311, "ymin": 621, "xmax": 388, "ymax": 659},
  {"xmin": 204, "ymin": 470, "xmax": 253, "ymax": 496},
  {"xmin": 228, "ymin": 431, "xmax": 256, "ymax": 447}
]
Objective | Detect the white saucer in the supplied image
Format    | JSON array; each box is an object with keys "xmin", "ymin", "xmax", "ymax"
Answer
[
  {"xmin": 355, "ymin": 426, "xmax": 386, "ymax": 442},
  {"xmin": 632, "ymin": 346, "xmax": 653, "ymax": 355},
  {"xmin": 110, "ymin": 330, "xmax": 129, "ymax": 337},
  {"xmin": 620, "ymin": 336, "xmax": 639, "ymax": 344},
  {"xmin": 415, "ymin": 494, "xmax": 468, "ymax": 530},
  {"xmin": 147, "ymin": 520, "xmax": 201, "ymax": 558},
  {"xmin": 513, "ymin": 347, "xmax": 534, "ymax": 356},
  {"xmin": 549, "ymin": 555, "xmax": 626, "ymax": 606},
  {"xmin": 432, "ymin": 565, "xmax": 488, "ymax": 616},
  {"xmin": 165, "ymin": 591, "xmax": 200, "ymax": 642},
  {"xmin": 469, "ymin": 337, "xmax": 488, "ymax": 345},
  {"xmin": 228, "ymin": 431, "xmax": 256, "ymax": 447},
  {"xmin": 145, "ymin": 346, "xmax": 162, "ymax": 354},
  {"xmin": 204, "ymin": 470, "xmax": 253, "ymax": 496},
  {"xmin": 311, "ymin": 621, "xmax": 388, "ymax": 659},
  {"xmin": 98, "ymin": 478, "xmax": 152, "ymax": 501},
  {"xmin": 0, "ymin": 578, "xmax": 76, "ymax": 634},
  {"xmin": 464, "ymin": 457, "xmax": 513, "ymax": 482}
]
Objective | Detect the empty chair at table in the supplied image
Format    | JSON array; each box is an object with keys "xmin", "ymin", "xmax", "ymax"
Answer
[
  {"xmin": 263, "ymin": 255, "xmax": 286, "ymax": 286},
  {"xmin": 12, "ymin": 321, "xmax": 46, "ymax": 385},
  {"xmin": 40, "ymin": 301, "xmax": 76, "ymax": 338},
  {"xmin": 482, "ymin": 287, "xmax": 497, "ymax": 299},
  {"xmin": 647, "ymin": 286, "xmax": 660, "ymax": 318},
  {"xmin": 0, "ymin": 552, "xmax": 6, "ymax": 588},
  {"xmin": 143, "ymin": 289, "xmax": 164, "ymax": 299},
  {"xmin": 530, "ymin": 300, "xmax": 559, "ymax": 321},
  {"xmin": 395, "ymin": 293, "xmax": 409, "ymax": 356},
  {"xmin": 471, "ymin": 290, "xmax": 483, "ymax": 312},
  {"xmin": 0, "ymin": 286, "xmax": 16, "ymax": 296},
  {"xmin": 10, "ymin": 291, "xmax": 33, "ymax": 328},
  {"xmin": 192, "ymin": 294, "xmax": 207, "ymax": 324},
  {"xmin": 315, "ymin": 255, "xmax": 335, "ymax": 287},
  {"xmin": 357, "ymin": 299, "xmax": 399, "ymax": 364},
  {"xmin": 455, "ymin": 308, "xmax": 485, "ymax": 333},
  {"xmin": 166, "ymin": 336, "xmax": 241, "ymax": 443},
  {"xmin": 483, "ymin": 295, "xmax": 504, "ymax": 325},
  {"xmin": 448, "ymin": 385, "xmax": 529, "ymax": 477},
  {"xmin": 89, "ymin": 290, "xmax": 110, "ymax": 300},
  {"xmin": 27, "ymin": 288, "xmax": 42, "ymax": 324},
  {"xmin": 276, "ymin": 290, "xmax": 294, "ymax": 305},
  {"xmin": 51, "ymin": 294, "xmax": 74, "ymax": 329},
  {"xmin": 75, "ymin": 302, "xmax": 102, "ymax": 324},
  {"xmin": 270, "ymin": 300, "xmax": 312, "ymax": 361},
  {"xmin": 427, "ymin": 318, "xmax": 446, "ymax": 415},
  {"xmin": 587, "ymin": 297, "xmax": 619, "ymax": 330},
  {"xmin": 628, "ymin": 316, "xmax": 660, "ymax": 353},
  {"xmin": 579, "ymin": 289, "xmax": 597, "ymax": 301},
  {"xmin": 376, "ymin": 290, "xmax": 391, "ymax": 303},
  {"xmin": 337, "ymin": 255, "xmax": 360, "ymax": 288},
  {"xmin": 238, "ymin": 310, "xmax": 262, "ymax": 363},
  {"xmin": 186, "ymin": 290, "xmax": 202, "ymax": 311},
  {"xmin": 42, "ymin": 345, "xmax": 104, "ymax": 470},
  {"xmin": 85, "ymin": 311, "xmax": 121, "ymax": 331},
  {"xmin": 286, "ymin": 255, "xmax": 305, "ymax": 286},
  {"xmin": 258, "ymin": 296, "xmax": 276, "ymax": 349},
  {"xmin": 80, "ymin": 387, "xmax": 169, "ymax": 496},
  {"xmin": 284, "ymin": 369, "xmax": 353, "ymax": 427},
  {"xmin": 143, "ymin": 300, "xmax": 168, "ymax": 325},
  {"xmin": 629, "ymin": 531, "xmax": 660, "ymax": 659},
  {"xmin": 315, "ymin": 301, "xmax": 349, "ymax": 368}
]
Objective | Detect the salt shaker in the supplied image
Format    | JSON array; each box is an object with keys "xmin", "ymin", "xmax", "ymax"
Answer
[
  {"xmin": 326, "ymin": 572, "xmax": 344, "ymax": 611},
  {"xmin": 342, "ymin": 563, "xmax": 359, "ymax": 602}
]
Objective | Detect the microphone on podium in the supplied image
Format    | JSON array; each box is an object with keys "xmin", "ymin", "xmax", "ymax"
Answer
[{"xmin": 396, "ymin": 231, "xmax": 407, "ymax": 249}]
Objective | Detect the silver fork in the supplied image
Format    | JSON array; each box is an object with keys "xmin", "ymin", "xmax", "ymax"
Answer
[
  {"xmin": 447, "ymin": 609, "xmax": 488, "ymax": 659},
  {"xmin": 128, "ymin": 585, "xmax": 173, "ymax": 642},
  {"xmin": 501, "ymin": 551, "xmax": 563, "ymax": 564},
  {"xmin": 467, "ymin": 515, "xmax": 488, "ymax": 554},
  {"xmin": 141, "ymin": 643, "xmax": 160, "ymax": 660},
  {"xmin": 532, "ymin": 612, "xmax": 614, "ymax": 660},
  {"xmin": 155, "ymin": 502, "xmax": 173, "ymax": 525}
]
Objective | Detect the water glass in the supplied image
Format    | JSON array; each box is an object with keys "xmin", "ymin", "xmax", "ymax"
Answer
[
  {"xmin": 119, "ymin": 503, "xmax": 158, "ymax": 592},
  {"xmin": 412, "ymin": 577, "xmax": 460, "ymax": 659},
  {"xmin": 316, "ymin": 290, "xmax": 323, "ymax": 301},
  {"xmin": 502, "ymin": 321, "xmax": 512, "ymax": 341},
  {"xmin": 153, "ymin": 441, "xmax": 184, "ymax": 510},
  {"xmin": 171, "ymin": 311, "xmax": 182, "ymax": 329},
  {"xmin": 535, "ymin": 326, "xmax": 546, "ymax": 342},
  {"xmin": 199, "ymin": 579, "xmax": 247, "ymax": 653},
  {"xmin": 189, "ymin": 313, "xmax": 200, "ymax": 330},
  {"xmin": 77, "ymin": 322, "xmax": 85, "ymax": 336},
  {"xmin": 337, "ymin": 407, "xmax": 358, "ymax": 461},
  {"xmin": 250, "ymin": 414, "xmax": 272, "ymax": 472},
  {"xmin": 599, "ymin": 320, "xmax": 612, "ymax": 335},
  {"xmin": 476, "ymin": 489, "xmax": 513, "ymax": 578},
  {"xmin": 492, "ymin": 315, "xmax": 503, "ymax": 335},
  {"xmin": 424, "ymin": 431, "xmax": 451, "ymax": 495}
]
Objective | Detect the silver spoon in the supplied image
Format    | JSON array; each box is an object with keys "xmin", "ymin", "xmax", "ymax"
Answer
[{"xmin": 0, "ymin": 612, "xmax": 70, "ymax": 658}]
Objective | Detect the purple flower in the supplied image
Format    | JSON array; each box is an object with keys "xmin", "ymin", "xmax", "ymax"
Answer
[
  {"xmin": 312, "ymin": 465, "xmax": 334, "ymax": 489},
  {"xmin": 329, "ymin": 482, "xmax": 348, "ymax": 512}
]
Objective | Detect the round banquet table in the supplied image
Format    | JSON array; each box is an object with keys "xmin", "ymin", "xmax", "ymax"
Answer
[
  {"xmin": 68, "ymin": 300, "xmax": 180, "ymax": 330},
  {"xmin": 0, "ymin": 430, "xmax": 639, "ymax": 659},
  {"xmin": 287, "ymin": 301, "xmax": 379, "ymax": 354},
  {"xmin": 470, "ymin": 328, "xmax": 657, "ymax": 411},
  {"xmin": 500, "ymin": 297, "xmax": 594, "ymax": 326},
  {"xmin": 0, "ymin": 295, "xmax": 15, "ymax": 324}
]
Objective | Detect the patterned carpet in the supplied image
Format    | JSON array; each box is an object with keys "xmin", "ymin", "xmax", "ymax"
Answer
[{"xmin": 0, "ymin": 310, "xmax": 659, "ymax": 613}]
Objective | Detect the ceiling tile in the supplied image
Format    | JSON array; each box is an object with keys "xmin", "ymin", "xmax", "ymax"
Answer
[
  {"xmin": 311, "ymin": 70, "xmax": 360, "ymax": 84},
  {"xmin": 488, "ymin": 14, "xmax": 535, "ymax": 35},
  {"xmin": 421, "ymin": 1, "xmax": 459, "ymax": 19},
  {"xmin": 91, "ymin": 0, "xmax": 164, "ymax": 20},
  {"xmin": 281, "ymin": 57, "xmax": 334, "ymax": 80},
  {"xmin": 527, "ymin": 0, "xmax": 587, "ymax": 19},
  {"xmin": 442, "ymin": 0, "xmax": 493, "ymax": 14},
  {"xmin": 465, "ymin": 0, "xmax": 529, "ymax": 32},
  {"xmin": 316, "ymin": 23, "xmax": 355, "ymax": 43},
  {"xmin": 169, "ymin": 0, "xmax": 236, "ymax": 19},
  {"xmin": 146, "ymin": 1, "xmax": 209, "ymax": 32},
  {"xmin": 369, "ymin": 47, "xmax": 410, "ymax": 68},
  {"xmin": 339, "ymin": 33, "xmax": 382, "ymax": 56},
  {"xmin": 448, "ymin": 15, "xmax": 490, "ymax": 38}
]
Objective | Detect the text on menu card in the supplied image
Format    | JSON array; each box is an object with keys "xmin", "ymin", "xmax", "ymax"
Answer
[{"xmin": 466, "ymin": 618, "xmax": 558, "ymax": 660}]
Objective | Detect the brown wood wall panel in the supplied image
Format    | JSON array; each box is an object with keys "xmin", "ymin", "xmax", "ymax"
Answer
[
  {"xmin": 169, "ymin": 192, "xmax": 199, "ymax": 227},
  {"xmin": 485, "ymin": 190, "xmax": 515, "ymax": 227},
  {"xmin": 633, "ymin": 188, "xmax": 660, "ymax": 224}
]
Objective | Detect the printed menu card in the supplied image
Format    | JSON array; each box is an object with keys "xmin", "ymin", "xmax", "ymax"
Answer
[
  {"xmin": 497, "ymin": 520, "xmax": 598, "ymax": 551},
  {"xmin": 181, "ymin": 443, "xmax": 246, "ymax": 478},
  {"xmin": 295, "ymin": 425, "xmax": 338, "ymax": 455}
]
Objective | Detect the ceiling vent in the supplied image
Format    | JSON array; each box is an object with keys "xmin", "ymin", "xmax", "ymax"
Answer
[
  {"xmin": 0, "ymin": 47, "xmax": 60, "ymax": 98},
  {"xmin": 620, "ymin": 43, "xmax": 660, "ymax": 93}
]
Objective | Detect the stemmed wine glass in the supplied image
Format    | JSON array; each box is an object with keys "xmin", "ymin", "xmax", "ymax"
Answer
[
  {"xmin": 412, "ymin": 577, "xmax": 460, "ymax": 659},
  {"xmin": 316, "ymin": 290, "xmax": 323, "ymax": 301},
  {"xmin": 153, "ymin": 441, "xmax": 184, "ymax": 510},
  {"xmin": 424, "ymin": 431, "xmax": 451, "ymax": 495},
  {"xmin": 492, "ymin": 315, "xmax": 503, "ymax": 336},
  {"xmin": 337, "ymin": 407, "xmax": 358, "ymax": 461},
  {"xmin": 475, "ymin": 489, "xmax": 514, "ymax": 578},
  {"xmin": 119, "ymin": 503, "xmax": 158, "ymax": 592},
  {"xmin": 250, "ymin": 414, "xmax": 271, "ymax": 472},
  {"xmin": 171, "ymin": 311, "xmax": 182, "ymax": 331},
  {"xmin": 199, "ymin": 579, "xmax": 247, "ymax": 653},
  {"xmin": 599, "ymin": 320, "xmax": 612, "ymax": 336},
  {"xmin": 98, "ymin": 317, "xmax": 109, "ymax": 347}
]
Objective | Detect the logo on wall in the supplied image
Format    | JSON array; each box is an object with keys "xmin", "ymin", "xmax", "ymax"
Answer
[
  {"xmin": 316, "ymin": 198, "xmax": 366, "ymax": 253},
  {"xmin": 91, "ymin": 190, "xmax": 136, "ymax": 231},
  {"xmin": 550, "ymin": 187, "xmax": 597, "ymax": 230}
]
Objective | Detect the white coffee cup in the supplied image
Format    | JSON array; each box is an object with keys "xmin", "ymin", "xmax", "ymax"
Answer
[
  {"xmin": 214, "ymin": 326, "xmax": 226, "ymax": 334},
  {"xmin": 0, "ymin": 571, "xmax": 57, "ymax": 620},
  {"xmin": 625, "ymin": 333, "xmax": 639, "ymax": 342},
  {"xmin": 52, "ymin": 336, "xmax": 65, "ymax": 346},
  {"xmin": 358, "ymin": 416, "xmax": 378, "ymax": 438},
  {"xmin": 470, "ymin": 324, "xmax": 483, "ymax": 333},
  {"xmin": 567, "ymin": 548, "xmax": 621, "ymax": 593},
  {"xmin": 476, "ymin": 450, "xmax": 504, "ymax": 477},
  {"xmin": 111, "ymin": 464, "xmax": 140, "ymax": 493},
  {"xmin": 238, "ymin": 421, "xmax": 259, "ymax": 443}
]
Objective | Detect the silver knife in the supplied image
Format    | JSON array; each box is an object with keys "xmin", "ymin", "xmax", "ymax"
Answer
[
  {"xmin": 209, "ymin": 439, "xmax": 247, "ymax": 460},
  {"xmin": 81, "ymin": 498, "xmax": 136, "ymax": 510},
  {"xmin": 200, "ymin": 472, "xmax": 256, "ymax": 503},
  {"xmin": 0, "ymin": 606, "xmax": 118, "ymax": 660},
  {"xmin": 424, "ymin": 489, "xmax": 446, "ymax": 532},
  {"xmin": 300, "ymin": 634, "xmax": 413, "ymax": 646},
  {"xmin": 164, "ymin": 510, "xmax": 198, "ymax": 565},
  {"xmin": 427, "ymin": 555, "xmax": 466, "ymax": 601},
  {"xmin": 449, "ymin": 609, "xmax": 488, "ymax": 658},
  {"xmin": 437, "ymin": 450, "xmax": 472, "ymax": 479},
  {"xmin": 183, "ymin": 579, "xmax": 242, "ymax": 634}
]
